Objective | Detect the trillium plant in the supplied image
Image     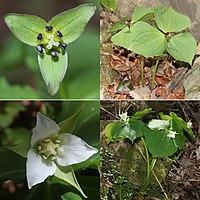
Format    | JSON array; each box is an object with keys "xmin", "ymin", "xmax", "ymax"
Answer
[
  {"xmin": 6, "ymin": 109, "xmax": 98, "ymax": 198},
  {"xmin": 110, "ymin": 6, "xmax": 197, "ymax": 88},
  {"xmin": 4, "ymin": 3, "xmax": 96, "ymax": 95},
  {"xmin": 105, "ymin": 108, "xmax": 196, "ymax": 192}
]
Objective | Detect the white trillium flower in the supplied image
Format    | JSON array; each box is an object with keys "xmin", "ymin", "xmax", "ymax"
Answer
[
  {"xmin": 119, "ymin": 112, "xmax": 129, "ymax": 122},
  {"xmin": 167, "ymin": 130, "xmax": 178, "ymax": 139},
  {"xmin": 26, "ymin": 112, "xmax": 98, "ymax": 189},
  {"xmin": 186, "ymin": 121, "xmax": 192, "ymax": 128}
]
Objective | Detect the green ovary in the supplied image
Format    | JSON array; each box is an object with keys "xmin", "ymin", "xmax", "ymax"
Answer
[{"xmin": 37, "ymin": 138, "xmax": 61, "ymax": 160}]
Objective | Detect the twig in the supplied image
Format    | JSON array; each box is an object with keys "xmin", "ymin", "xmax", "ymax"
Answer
[{"xmin": 100, "ymin": 106, "xmax": 120, "ymax": 120}]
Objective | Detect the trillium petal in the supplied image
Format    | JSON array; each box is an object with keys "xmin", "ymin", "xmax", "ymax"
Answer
[
  {"xmin": 26, "ymin": 148, "xmax": 56, "ymax": 189},
  {"xmin": 31, "ymin": 112, "xmax": 60, "ymax": 146},
  {"xmin": 56, "ymin": 133, "xmax": 98, "ymax": 166}
]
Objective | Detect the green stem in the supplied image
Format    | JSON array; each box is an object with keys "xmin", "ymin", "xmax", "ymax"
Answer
[
  {"xmin": 140, "ymin": 57, "xmax": 145, "ymax": 87},
  {"xmin": 151, "ymin": 158, "xmax": 157, "ymax": 171},
  {"xmin": 140, "ymin": 137, "xmax": 151, "ymax": 193},
  {"xmin": 152, "ymin": 58, "xmax": 160, "ymax": 89}
]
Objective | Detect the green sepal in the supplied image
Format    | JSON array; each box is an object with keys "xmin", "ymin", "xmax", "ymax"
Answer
[
  {"xmin": 4, "ymin": 13, "xmax": 47, "ymax": 46},
  {"xmin": 54, "ymin": 167, "xmax": 87, "ymax": 198},
  {"xmin": 49, "ymin": 3, "xmax": 96, "ymax": 44},
  {"xmin": 5, "ymin": 138, "xmax": 31, "ymax": 158},
  {"xmin": 38, "ymin": 51, "xmax": 68, "ymax": 96},
  {"xmin": 58, "ymin": 106, "xmax": 83, "ymax": 134}
]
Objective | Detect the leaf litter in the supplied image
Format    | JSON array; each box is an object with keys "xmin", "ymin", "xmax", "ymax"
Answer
[{"xmin": 106, "ymin": 46, "xmax": 192, "ymax": 100}]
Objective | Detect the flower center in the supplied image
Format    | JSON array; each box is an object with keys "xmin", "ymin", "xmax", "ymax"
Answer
[
  {"xmin": 37, "ymin": 138, "xmax": 61, "ymax": 160},
  {"xmin": 36, "ymin": 25, "xmax": 67, "ymax": 57}
]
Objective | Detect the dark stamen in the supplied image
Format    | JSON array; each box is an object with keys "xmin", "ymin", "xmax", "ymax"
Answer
[
  {"xmin": 60, "ymin": 43, "xmax": 67, "ymax": 51},
  {"xmin": 37, "ymin": 33, "xmax": 43, "ymax": 40},
  {"xmin": 51, "ymin": 50, "xmax": 59, "ymax": 57},
  {"xmin": 45, "ymin": 26, "xmax": 53, "ymax": 31},
  {"xmin": 56, "ymin": 30, "xmax": 63, "ymax": 38},
  {"xmin": 36, "ymin": 45, "xmax": 45, "ymax": 54}
]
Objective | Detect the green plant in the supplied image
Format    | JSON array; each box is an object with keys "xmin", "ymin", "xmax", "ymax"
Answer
[
  {"xmin": 101, "ymin": 0, "xmax": 117, "ymax": 13},
  {"xmin": 4, "ymin": 4, "xmax": 96, "ymax": 95},
  {"xmin": 104, "ymin": 108, "xmax": 195, "ymax": 194},
  {"xmin": 111, "ymin": 6, "xmax": 197, "ymax": 88}
]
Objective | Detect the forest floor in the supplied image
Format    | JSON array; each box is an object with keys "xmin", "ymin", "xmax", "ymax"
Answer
[{"xmin": 100, "ymin": 101, "xmax": 200, "ymax": 200}]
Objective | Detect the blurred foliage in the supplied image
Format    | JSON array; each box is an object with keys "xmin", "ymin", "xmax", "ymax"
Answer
[
  {"xmin": 0, "ymin": 101, "xmax": 99, "ymax": 200},
  {"xmin": 0, "ymin": 0, "xmax": 99, "ymax": 99}
]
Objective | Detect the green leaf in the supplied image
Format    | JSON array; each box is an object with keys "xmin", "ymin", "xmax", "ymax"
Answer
[
  {"xmin": 111, "ymin": 27, "xmax": 131, "ymax": 49},
  {"xmin": 144, "ymin": 129, "xmax": 178, "ymax": 158},
  {"xmin": 101, "ymin": 0, "xmax": 117, "ymax": 12},
  {"xmin": 171, "ymin": 117, "xmax": 185, "ymax": 149},
  {"xmin": 105, "ymin": 121, "xmax": 136, "ymax": 143},
  {"xmin": 108, "ymin": 21, "xmax": 127, "ymax": 32},
  {"xmin": 5, "ymin": 138, "xmax": 30, "ymax": 158},
  {"xmin": 129, "ymin": 119, "xmax": 150, "ymax": 138},
  {"xmin": 159, "ymin": 112, "xmax": 172, "ymax": 121},
  {"xmin": 58, "ymin": 106, "xmax": 83, "ymax": 134},
  {"xmin": 4, "ymin": 13, "xmax": 47, "ymax": 46},
  {"xmin": 131, "ymin": 7, "xmax": 154, "ymax": 23},
  {"xmin": 130, "ymin": 21, "xmax": 165, "ymax": 57},
  {"xmin": 170, "ymin": 112, "xmax": 195, "ymax": 142},
  {"xmin": 0, "ymin": 150, "xmax": 26, "ymax": 182},
  {"xmin": 49, "ymin": 3, "xmax": 96, "ymax": 44},
  {"xmin": 166, "ymin": 32, "xmax": 196, "ymax": 64},
  {"xmin": 154, "ymin": 6, "xmax": 190, "ymax": 33},
  {"xmin": 38, "ymin": 51, "xmax": 68, "ymax": 96},
  {"xmin": 61, "ymin": 192, "xmax": 82, "ymax": 200},
  {"xmin": 131, "ymin": 108, "xmax": 153, "ymax": 119},
  {"xmin": 5, "ymin": 102, "xmax": 25, "ymax": 115},
  {"xmin": 0, "ymin": 77, "xmax": 40, "ymax": 99},
  {"xmin": 0, "ymin": 114, "xmax": 13, "ymax": 128},
  {"xmin": 54, "ymin": 167, "xmax": 87, "ymax": 198}
]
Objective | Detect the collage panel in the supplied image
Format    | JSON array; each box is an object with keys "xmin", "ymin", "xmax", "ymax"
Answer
[
  {"xmin": 0, "ymin": 101, "xmax": 100, "ymax": 200},
  {"xmin": 0, "ymin": 0, "xmax": 99, "ymax": 99},
  {"xmin": 100, "ymin": 0, "xmax": 200, "ymax": 100},
  {"xmin": 100, "ymin": 100, "xmax": 199, "ymax": 199}
]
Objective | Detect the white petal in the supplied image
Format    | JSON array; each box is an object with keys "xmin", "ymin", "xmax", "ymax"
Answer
[
  {"xmin": 26, "ymin": 148, "xmax": 56, "ymax": 189},
  {"xmin": 31, "ymin": 112, "xmax": 59, "ymax": 146},
  {"xmin": 56, "ymin": 134, "xmax": 98, "ymax": 166}
]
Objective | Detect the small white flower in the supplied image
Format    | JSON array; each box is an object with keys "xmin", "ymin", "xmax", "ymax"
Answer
[
  {"xmin": 187, "ymin": 121, "xmax": 192, "ymax": 128},
  {"xmin": 167, "ymin": 130, "xmax": 178, "ymax": 139},
  {"xmin": 119, "ymin": 112, "xmax": 129, "ymax": 122},
  {"xmin": 26, "ymin": 112, "xmax": 98, "ymax": 189},
  {"xmin": 46, "ymin": 35, "xmax": 59, "ymax": 49}
]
